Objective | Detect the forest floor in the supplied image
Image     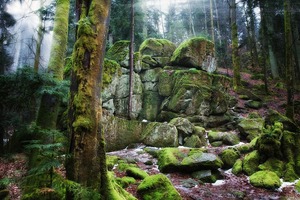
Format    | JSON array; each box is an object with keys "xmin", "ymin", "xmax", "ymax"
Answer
[{"xmin": 0, "ymin": 68, "xmax": 299, "ymax": 199}]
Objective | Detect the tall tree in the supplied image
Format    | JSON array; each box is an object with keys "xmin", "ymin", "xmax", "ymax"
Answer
[
  {"xmin": 245, "ymin": 0, "xmax": 259, "ymax": 68},
  {"xmin": 66, "ymin": 0, "xmax": 115, "ymax": 198},
  {"xmin": 229, "ymin": 0, "xmax": 241, "ymax": 91},
  {"xmin": 36, "ymin": 0, "xmax": 70, "ymax": 129},
  {"xmin": 284, "ymin": 0, "xmax": 295, "ymax": 121},
  {"xmin": 128, "ymin": 0, "xmax": 134, "ymax": 119},
  {"xmin": 210, "ymin": 0, "xmax": 215, "ymax": 44}
]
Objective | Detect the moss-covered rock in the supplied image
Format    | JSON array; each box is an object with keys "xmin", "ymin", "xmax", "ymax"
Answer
[
  {"xmin": 258, "ymin": 158, "xmax": 284, "ymax": 177},
  {"xmin": 243, "ymin": 150, "xmax": 260, "ymax": 175},
  {"xmin": 141, "ymin": 91, "xmax": 162, "ymax": 121},
  {"xmin": 106, "ymin": 155, "xmax": 119, "ymax": 170},
  {"xmin": 170, "ymin": 37, "xmax": 215, "ymax": 72},
  {"xmin": 137, "ymin": 174, "xmax": 182, "ymax": 200},
  {"xmin": 106, "ymin": 40, "xmax": 130, "ymax": 67},
  {"xmin": 249, "ymin": 170, "xmax": 281, "ymax": 189},
  {"xmin": 232, "ymin": 159, "xmax": 243, "ymax": 175},
  {"xmin": 265, "ymin": 109, "xmax": 299, "ymax": 132},
  {"xmin": 238, "ymin": 117, "xmax": 264, "ymax": 141},
  {"xmin": 219, "ymin": 148, "xmax": 240, "ymax": 169},
  {"xmin": 103, "ymin": 59, "xmax": 122, "ymax": 89},
  {"xmin": 139, "ymin": 38, "xmax": 176, "ymax": 57},
  {"xmin": 245, "ymin": 100, "xmax": 263, "ymax": 109},
  {"xmin": 157, "ymin": 147, "xmax": 223, "ymax": 173},
  {"xmin": 103, "ymin": 116, "xmax": 144, "ymax": 152},
  {"xmin": 142, "ymin": 122, "xmax": 178, "ymax": 147},
  {"xmin": 208, "ymin": 131, "xmax": 240, "ymax": 146},
  {"xmin": 116, "ymin": 176, "xmax": 136, "ymax": 188},
  {"xmin": 126, "ymin": 167, "xmax": 149, "ymax": 179},
  {"xmin": 184, "ymin": 135, "xmax": 205, "ymax": 148},
  {"xmin": 169, "ymin": 117, "xmax": 195, "ymax": 135},
  {"xmin": 191, "ymin": 170, "xmax": 221, "ymax": 183},
  {"xmin": 158, "ymin": 70, "xmax": 174, "ymax": 96}
]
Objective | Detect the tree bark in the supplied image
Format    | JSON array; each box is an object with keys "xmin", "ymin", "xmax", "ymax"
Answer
[
  {"xmin": 284, "ymin": 0, "xmax": 295, "ymax": 121},
  {"xmin": 230, "ymin": 0, "xmax": 241, "ymax": 91},
  {"xmin": 66, "ymin": 0, "xmax": 111, "ymax": 194}
]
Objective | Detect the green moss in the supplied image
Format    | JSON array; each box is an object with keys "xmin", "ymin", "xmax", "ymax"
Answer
[
  {"xmin": 139, "ymin": 38, "xmax": 176, "ymax": 57},
  {"xmin": 106, "ymin": 40, "xmax": 130, "ymax": 64},
  {"xmin": 116, "ymin": 176, "xmax": 136, "ymax": 188},
  {"xmin": 243, "ymin": 150, "xmax": 260, "ymax": 175},
  {"xmin": 158, "ymin": 70, "xmax": 174, "ymax": 96},
  {"xmin": 295, "ymin": 181, "xmax": 300, "ymax": 193},
  {"xmin": 137, "ymin": 174, "xmax": 182, "ymax": 200},
  {"xmin": 232, "ymin": 159, "xmax": 243, "ymax": 175},
  {"xmin": 126, "ymin": 167, "xmax": 149, "ymax": 179},
  {"xmin": 157, "ymin": 148, "xmax": 185, "ymax": 172},
  {"xmin": 258, "ymin": 158, "xmax": 284, "ymax": 177},
  {"xmin": 219, "ymin": 148, "xmax": 240, "ymax": 169},
  {"xmin": 102, "ymin": 59, "xmax": 121, "ymax": 89},
  {"xmin": 106, "ymin": 155, "xmax": 119, "ymax": 171},
  {"xmin": 249, "ymin": 170, "xmax": 281, "ymax": 189},
  {"xmin": 184, "ymin": 135, "xmax": 204, "ymax": 148},
  {"xmin": 284, "ymin": 162, "xmax": 299, "ymax": 182},
  {"xmin": 170, "ymin": 37, "xmax": 214, "ymax": 68}
]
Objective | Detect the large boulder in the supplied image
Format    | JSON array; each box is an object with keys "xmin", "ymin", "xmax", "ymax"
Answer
[
  {"xmin": 249, "ymin": 170, "xmax": 281, "ymax": 189},
  {"xmin": 142, "ymin": 122, "xmax": 178, "ymax": 147},
  {"xmin": 170, "ymin": 37, "xmax": 216, "ymax": 72},
  {"xmin": 103, "ymin": 117, "xmax": 144, "ymax": 152},
  {"xmin": 106, "ymin": 40, "xmax": 130, "ymax": 68},
  {"xmin": 237, "ymin": 117, "xmax": 264, "ymax": 141},
  {"xmin": 139, "ymin": 38, "xmax": 176, "ymax": 68},
  {"xmin": 140, "ymin": 38, "xmax": 176, "ymax": 57},
  {"xmin": 157, "ymin": 148, "xmax": 223, "ymax": 173}
]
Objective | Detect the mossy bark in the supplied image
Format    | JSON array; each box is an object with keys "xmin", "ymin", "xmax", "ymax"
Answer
[
  {"xmin": 36, "ymin": 0, "xmax": 70, "ymax": 129},
  {"xmin": 66, "ymin": 0, "xmax": 111, "ymax": 198}
]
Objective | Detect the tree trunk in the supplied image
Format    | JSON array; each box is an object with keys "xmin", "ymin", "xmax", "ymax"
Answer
[
  {"xmin": 265, "ymin": 1, "xmax": 279, "ymax": 78},
  {"xmin": 284, "ymin": 0, "xmax": 295, "ymax": 121},
  {"xmin": 128, "ymin": 0, "xmax": 134, "ymax": 119},
  {"xmin": 230, "ymin": 0, "xmax": 241, "ymax": 91},
  {"xmin": 259, "ymin": 0, "xmax": 269, "ymax": 94},
  {"xmin": 292, "ymin": 18, "xmax": 300, "ymax": 81},
  {"xmin": 246, "ymin": 0, "xmax": 259, "ymax": 68},
  {"xmin": 36, "ymin": 0, "xmax": 70, "ymax": 129},
  {"xmin": 66, "ymin": 0, "xmax": 111, "ymax": 195},
  {"xmin": 210, "ymin": 0, "xmax": 215, "ymax": 44}
]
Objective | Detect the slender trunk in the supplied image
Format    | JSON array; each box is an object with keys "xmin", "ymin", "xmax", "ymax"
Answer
[
  {"xmin": 230, "ymin": 0, "xmax": 241, "ymax": 91},
  {"xmin": 284, "ymin": 0, "xmax": 295, "ymax": 121},
  {"xmin": 33, "ymin": 23, "xmax": 43, "ymax": 72},
  {"xmin": 259, "ymin": 1, "xmax": 269, "ymax": 94},
  {"xmin": 265, "ymin": 1, "xmax": 279, "ymax": 78},
  {"xmin": 246, "ymin": 0, "xmax": 259, "ymax": 68},
  {"xmin": 188, "ymin": 0, "xmax": 195, "ymax": 36},
  {"xmin": 292, "ymin": 19, "xmax": 300, "ymax": 81},
  {"xmin": 203, "ymin": 0, "xmax": 208, "ymax": 35},
  {"xmin": 128, "ymin": 0, "xmax": 134, "ymax": 119},
  {"xmin": 210, "ymin": 0, "xmax": 215, "ymax": 44},
  {"xmin": 66, "ymin": 0, "xmax": 111, "ymax": 196},
  {"xmin": 213, "ymin": 0, "xmax": 221, "ymax": 45}
]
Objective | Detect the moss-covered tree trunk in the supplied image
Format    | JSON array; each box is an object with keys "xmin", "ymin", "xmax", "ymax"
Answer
[
  {"xmin": 35, "ymin": 0, "xmax": 70, "ymax": 129},
  {"xmin": 230, "ymin": 0, "xmax": 241, "ymax": 91},
  {"xmin": 66, "ymin": 0, "xmax": 111, "ymax": 197},
  {"xmin": 284, "ymin": 0, "xmax": 295, "ymax": 121}
]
